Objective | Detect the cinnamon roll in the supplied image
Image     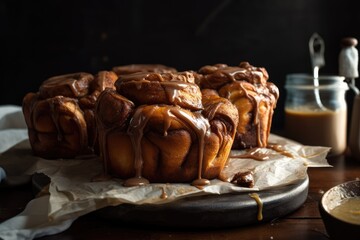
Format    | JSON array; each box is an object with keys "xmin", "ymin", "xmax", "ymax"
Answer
[
  {"xmin": 22, "ymin": 71, "xmax": 118, "ymax": 159},
  {"xmin": 198, "ymin": 62, "xmax": 279, "ymax": 149},
  {"xmin": 95, "ymin": 71, "xmax": 239, "ymax": 185}
]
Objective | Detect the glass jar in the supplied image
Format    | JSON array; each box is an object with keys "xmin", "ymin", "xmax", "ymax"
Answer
[{"xmin": 284, "ymin": 74, "xmax": 348, "ymax": 156}]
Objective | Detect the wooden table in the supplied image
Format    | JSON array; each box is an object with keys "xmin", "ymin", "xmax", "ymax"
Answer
[{"xmin": 1, "ymin": 153, "xmax": 359, "ymax": 240}]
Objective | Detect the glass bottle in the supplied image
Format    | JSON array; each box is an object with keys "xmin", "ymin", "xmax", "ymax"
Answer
[{"xmin": 284, "ymin": 74, "xmax": 348, "ymax": 156}]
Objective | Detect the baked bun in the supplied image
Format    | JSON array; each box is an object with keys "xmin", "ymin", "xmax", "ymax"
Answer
[
  {"xmin": 95, "ymin": 71, "xmax": 238, "ymax": 185},
  {"xmin": 112, "ymin": 64, "xmax": 177, "ymax": 76},
  {"xmin": 198, "ymin": 62, "xmax": 279, "ymax": 149},
  {"xmin": 115, "ymin": 71, "xmax": 203, "ymax": 111},
  {"xmin": 23, "ymin": 71, "xmax": 118, "ymax": 159}
]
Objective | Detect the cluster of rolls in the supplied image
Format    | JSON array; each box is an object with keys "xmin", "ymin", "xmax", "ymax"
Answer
[
  {"xmin": 23, "ymin": 71, "xmax": 118, "ymax": 159},
  {"xmin": 22, "ymin": 62, "xmax": 279, "ymax": 186}
]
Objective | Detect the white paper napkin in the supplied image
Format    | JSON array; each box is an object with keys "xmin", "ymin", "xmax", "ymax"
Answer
[
  {"xmin": 0, "ymin": 105, "xmax": 27, "ymax": 154},
  {"xmin": 0, "ymin": 196, "xmax": 75, "ymax": 240}
]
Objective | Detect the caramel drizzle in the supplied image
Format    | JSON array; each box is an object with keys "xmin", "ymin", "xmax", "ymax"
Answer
[
  {"xmin": 229, "ymin": 144, "xmax": 295, "ymax": 161},
  {"xmin": 123, "ymin": 105, "xmax": 211, "ymax": 187},
  {"xmin": 123, "ymin": 107, "xmax": 154, "ymax": 187},
  {"xmin": 221, "ymin": 76, "xmax": 264, "ymax": 147},
  {"xmin": 230, "ymin": 148, "xmax": 269, "ymax": 161},
  {"xmin": 92, "ymin": 93, "xmax": 121, "ymax": 182},
  {"xmin": 44, "ymin": 73, "xmax": 90, "ymax": 97},
  {"xmin": 252, "ymin": 95, "xmax": 262, "ymax": 147},
  {"xmin": 222, "ymin": 68, "xmax": 278, "ymax": 148},
  {"xmin": 124, "ymin": 78, "xmax": 196, "ymax": 107},
  {"xmin": 238, "ymin": 83, "xmax": 263, "ymax": 147},
  {"xmin": 162, "ymin": 81, "xmax": 194, "ymax": 104},
  {"xmin": 47, "ymin": 97, "xmax": 86, "ymax": 148},
  {"xmin": 92, "ymin": 124, "xmax": 113, "ymax": 182},
  {"xmin": 48, "ymin": 98, "xmax": 63, "ymax": 142},
  {"xmin": 249, "ymin": 193, "xmax": 263, "ymax": 221},
  {"xmin": 203, "ymin": 102, "xmax": 226, "ymax": 155},
  {"xmin": 267, "ymin": 144, "xmax": 295, "ymax": 158},
  {"xmin": 164, "ymin": 107, "xmax": 211, "ymax": 187},
  {"xmin": 160, "ymin": 186, "xmax": 168, "ymax": 199}
]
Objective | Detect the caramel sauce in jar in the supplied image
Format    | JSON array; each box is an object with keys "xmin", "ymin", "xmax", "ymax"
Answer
[
  {"xmin": 285, "ymin": 108, "xmax": 347, "ymax": 156},
  {"xmin": 284, "ymin": 74, "xmax": 348, "ymax": 156}
]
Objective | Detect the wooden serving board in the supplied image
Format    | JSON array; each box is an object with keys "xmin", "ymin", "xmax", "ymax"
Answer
[{"xmin": 32, "ymin": 174, "xmax": 309, "ymax": 229}]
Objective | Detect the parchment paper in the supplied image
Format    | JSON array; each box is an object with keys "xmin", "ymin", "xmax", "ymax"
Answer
[
  {"xmin": 0, "ymin": 106, "xmax": 331, "ymax": 223},
  {"xmin": 1, "ymin": 133, "xmax": 331, "ymax": 222}
]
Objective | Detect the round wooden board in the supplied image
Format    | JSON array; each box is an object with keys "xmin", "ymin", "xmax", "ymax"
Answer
[{"xmin": 32, "ymin": 174, "xmax": 309, "ymax": 229}]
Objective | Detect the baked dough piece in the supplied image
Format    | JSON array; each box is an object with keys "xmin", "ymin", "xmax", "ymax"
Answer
[
  {"xmin": 95, "ymin": 72, "xmax": 239, "ymax": 185},
  {"xmin": 23, "ymin": 71, "xmax": 118, "ymax": 159},
  {"xmin": 23, "ymin": 94, "xmax": 87, "ymax": 159},
  {"xmin": 198, "ymin": 62, "xmax": 279, "ymax": 149},
  {"xmin": 116, "ymin": 71, "xmax": 203, "ymax": 111}
]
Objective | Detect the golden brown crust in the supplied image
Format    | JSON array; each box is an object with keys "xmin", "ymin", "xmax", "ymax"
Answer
[
  {"xmin": 112, "ymin": 64, "xmax": 177, "ymax": 76},
  {"xmin": 95, "ymin": 89, "xmax": 135, "ymax": 129},
  {"xmin": 201, "ymin": 89, "xmax": 239, "ymax": 133},
  {"xmin": 116, "ymin": 71, "xmax": 203, "ymax": 111}
]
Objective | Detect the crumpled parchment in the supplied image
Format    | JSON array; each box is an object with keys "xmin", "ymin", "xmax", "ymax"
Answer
[{"xmin": 0, "ymin": 133, "xmax": 331, "ymax": 222}]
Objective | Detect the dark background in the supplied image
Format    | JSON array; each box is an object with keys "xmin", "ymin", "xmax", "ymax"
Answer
[{"xmin": 1, "ymin": 0, "xmax": 359, "ymax": 130}]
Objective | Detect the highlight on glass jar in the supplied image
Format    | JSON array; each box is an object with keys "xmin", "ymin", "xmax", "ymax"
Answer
[{"xmin": 284, "ymin": 74, "xmax": 348, "ymax": 156}]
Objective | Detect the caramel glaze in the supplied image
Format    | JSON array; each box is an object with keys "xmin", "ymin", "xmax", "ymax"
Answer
[
  {"xmin": 112, "ymin": 64, "xmax": 177, "ymax": 76},
  {"xmin": 165, "ymin": 107, "xmax": 211, "ymax": 187},
  {"xmin": 123, "ymin": 106, "xmax": 154, "ymax": 187},
  {"xmin": 39, "ymin": 72, "xmax": 94, "ymax": 99},
  {"xmin": 267, "ymin": 144, "xmax": 295, "ymax": 158},
  {"xmin": 249, "ymin": 193, "xmax": 263, "ymax": 221},
  {"xmin": 229, "ymin": 144, "xmax": 295, "ymax": 161},
  {"xmin": 48, "ymin": 97, "xmax": 63, "ymax": 142},
  {"xmin": 119, "ymin": 71, "xmax": 196, "ymax": 84},
  {"xmin": 160, "ymin": 186, "xmax": 168, "ymax": 199},
  {"xmin": 230, "ymin": 148, "xmax": 269, "ymax": 161},
  {"xmin": 124, "ymin": 105, "xmax": 211, "ymax": 187}
]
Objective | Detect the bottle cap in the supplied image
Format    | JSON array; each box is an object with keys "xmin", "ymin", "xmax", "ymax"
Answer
[{"xmin": 341, "ymin": 37, "xmax": 358, "ymax": 47}]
